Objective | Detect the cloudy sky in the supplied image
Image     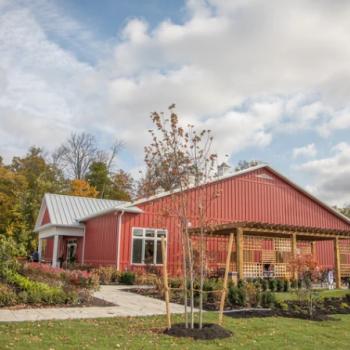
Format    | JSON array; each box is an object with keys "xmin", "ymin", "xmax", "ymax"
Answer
[{"xmin": 1, "ymin": 0, "xmax": 350, "ymax": 206}]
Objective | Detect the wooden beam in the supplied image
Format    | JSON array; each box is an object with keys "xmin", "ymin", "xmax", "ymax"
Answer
[
  {"xmin": 291, "ymin": 233, "xmax": 298, "ymax": 280},
  {"xmin": 334, "ymin": 236, "xmax": 341, "ymax": 289},
  {"xmin": 311, "ymin": 242, "xmax": 316, "ymax": 259},
  {"xmin": 236, "ymin": 227, "xmax": 244, "ymax": 280},
  {"xmin": 219, "ymin": 232, "xmax": 234, "ymax": 325},
  {"xmin": 161, "ymin": 237, "xmax": 171, "ymax": 329}
]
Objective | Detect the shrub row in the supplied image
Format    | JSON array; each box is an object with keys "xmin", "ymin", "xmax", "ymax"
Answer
[
  {"xmin": 3, "ymin": 269, "xmax": 77, "ymax": 305},
  {"xmin": 246, "ymin": 278, "xmax": 291, "ymax": 292},
  {"xmin": 22, "ymin": 263, "xmax": 99, "ymax": 290},
  {"xmin": 228, "ymin": 282, "xmax": 277, "ymax": 308},
  {"xmin": 91, "ymin": 266, "xmax": 136, "ymax": 285}
]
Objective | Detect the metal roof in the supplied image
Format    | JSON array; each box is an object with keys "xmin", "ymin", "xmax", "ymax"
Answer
[{"xmin": 35, "ymin": 193, "xmax": 137, "ymax": 229}]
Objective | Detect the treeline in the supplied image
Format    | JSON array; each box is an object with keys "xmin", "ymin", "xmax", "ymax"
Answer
[{"xmin": 0, "ymin": 133, "xmax": 134, "ymax": 251}]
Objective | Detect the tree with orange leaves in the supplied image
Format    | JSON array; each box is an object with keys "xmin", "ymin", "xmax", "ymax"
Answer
[{"xmin": 68, "ymin": 179, "xmax": 98, "ymax": 198}]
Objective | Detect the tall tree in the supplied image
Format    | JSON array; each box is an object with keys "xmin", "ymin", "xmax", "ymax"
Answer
[
  {"xmin": 0, "ymin": 147, "xmax": 64, "ymax": 250},
  {"xmin": 109, "ymin": 169, "xmax": 134, "ymax": 201},
  {"xmin": 53, "ymin": 133, "xmax": 99, "ymax": 179},
  {"xmin": 86, "ymin": 161, "xmax": 110, "ymax": 197},
  {"xmin": 54, "ymin": 133, "xmax": 123, "ymax": 180}
]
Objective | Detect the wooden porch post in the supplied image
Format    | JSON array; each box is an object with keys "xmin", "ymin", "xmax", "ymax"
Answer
[
  {"xmin": 52, "ymin": 234, "xmax": 59, "ymax": 268},
  {"xmin": 291, "ymin": 233, "xmax": 298, "ymax": 280},
  {"xmin": 219, "ymin": 232, "xmax": 234, "ymax": 325},
  {"xmin": 236, "ymin": 227, "xmax": 244, "ymax": 280},
  {"xmin": 161, "ymin": 237, "xmax": 171, "ymax": 329},
  {"xmin": 334, "ymin": 236, "xmax": 341, "ymax": 289},
  {"xmin": 311, "ymin": 241, "xmax": 316, "ymax": 259}
]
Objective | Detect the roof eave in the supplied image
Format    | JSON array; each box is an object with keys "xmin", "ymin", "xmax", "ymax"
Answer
[
  {"xmin": 78, "ymin": 206, "xmax": 143, "ymax": 222},
  {"xmin": 132, "ymin": 163, "xmax": 269, "ymax": 205},
  {"xmin": 265, "ymin": 165, "xmax": 350, "ymax": 226},
  {"xmin": 34, "ymin": 223, "xmax": 84, "ymax": 233}
]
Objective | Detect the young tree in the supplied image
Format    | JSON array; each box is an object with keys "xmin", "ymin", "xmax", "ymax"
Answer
[
  {"xmin": 143, "ymin": 105, "xmax": 218, "ymax": 329},
  {"xmin": 290, "ymin": 254, "xmax": 321, "ymax": 319}
]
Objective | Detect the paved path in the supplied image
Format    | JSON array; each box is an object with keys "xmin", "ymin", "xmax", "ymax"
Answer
[{"xmin": 0, "ymin": 285, "xmax": 185, "ymax": 323}]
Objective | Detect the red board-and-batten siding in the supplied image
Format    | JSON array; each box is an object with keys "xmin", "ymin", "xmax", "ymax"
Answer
[{"xmin": 115, "ymin": 167, "xmax": 350, "ymax": 274}]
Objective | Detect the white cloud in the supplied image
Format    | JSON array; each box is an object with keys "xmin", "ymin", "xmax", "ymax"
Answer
[
  {"xmin": 1, "ymin": 0, "xmax": 350, "ymax": 174},
  {"xmin": 292, "ymin": 144, "xmax": 317, "ymax": 159},
  {"xmin": 298, "ymin": 143, "xmax": 350, "ymax": 206}
]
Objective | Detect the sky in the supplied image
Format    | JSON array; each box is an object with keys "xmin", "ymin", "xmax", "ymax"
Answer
[{"xmin": 0, "ymin": 0, "xmax": 350, "ymax": 206}]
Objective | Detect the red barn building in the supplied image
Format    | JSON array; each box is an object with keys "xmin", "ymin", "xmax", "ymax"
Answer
[{"xmin": 34, "ymin": 164, "xmax": 350, "ymax": 287}]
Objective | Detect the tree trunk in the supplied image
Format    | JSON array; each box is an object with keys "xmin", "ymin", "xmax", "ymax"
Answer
[
  {"xmin": 181, "ymin": 225, "xmax": 188, "ymax": 328},
  {"xmin": 199, "ymin": 224, "xmax": 205, "ymax": 329}
]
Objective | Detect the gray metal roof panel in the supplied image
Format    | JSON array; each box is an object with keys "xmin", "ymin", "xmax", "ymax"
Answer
[{"xmin": 43, "ymin": 193, "xmax": 127, "ymax": 226}]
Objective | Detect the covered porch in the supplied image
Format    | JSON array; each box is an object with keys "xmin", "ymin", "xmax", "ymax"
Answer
[
  {"xmin": 190, "ymin": 221, "xmax": 350, "ymax": 288},
  {"xmin": 36, "ymin": 224, "xmax": 85, "ymax": 267}
]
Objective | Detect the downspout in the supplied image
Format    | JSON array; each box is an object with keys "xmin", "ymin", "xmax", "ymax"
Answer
[
  {"xmin": 116, "ymin": 210, "xmax": 125, "ymax": 271},
  {"xmin": 81, "ymin": 226, "xmax": 86, "ymax": 265}
]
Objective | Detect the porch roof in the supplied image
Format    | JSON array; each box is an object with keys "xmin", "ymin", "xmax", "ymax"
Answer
[{"xmin": 188, "ymin": 221, "xmax": 350, "ymax": 240}]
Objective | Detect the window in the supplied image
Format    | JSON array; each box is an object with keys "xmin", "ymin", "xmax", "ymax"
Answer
[{"xmin": 131, "ymin": 228, "xmax": 167, "ymax": 265}]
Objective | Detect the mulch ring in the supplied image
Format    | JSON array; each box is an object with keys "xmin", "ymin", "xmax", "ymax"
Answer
[{"xmin": 164, "ymin": 323, "xmax": 232, "ymax": 340}]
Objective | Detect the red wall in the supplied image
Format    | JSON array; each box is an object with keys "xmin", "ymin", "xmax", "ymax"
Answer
[
  {"xmin": 83, "ymin": 213, "xmax": 118, "ymax": 265},
  {"xmin": 41, "ymin": 208, "xmax": 51, "ymax": 225},
  {"xmin": 116, "ymin": 167, "xmax": 350, "ymax": 274}
]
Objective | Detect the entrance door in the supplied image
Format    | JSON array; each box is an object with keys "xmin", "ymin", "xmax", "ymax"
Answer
[{"xmin": 66, "ymin": 239, "xmax": 77, "ymax": 264}]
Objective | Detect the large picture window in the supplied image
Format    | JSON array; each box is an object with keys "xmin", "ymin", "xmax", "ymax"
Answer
[{"xmin": 131, "ymin": 228, "xmax": 167, "ymax": 265}]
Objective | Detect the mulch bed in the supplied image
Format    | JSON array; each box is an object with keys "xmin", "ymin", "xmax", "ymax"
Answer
[
  {"xmin": 164, "ymin": 323, "xmax": 232, "ymax": 340},
  {"xmin": 3, "ymin": 296, "xmax": 116, "ymax": 310},
  {"xmin": 130, "ymin": 286, "xmax": 350, "ymax": 321}
]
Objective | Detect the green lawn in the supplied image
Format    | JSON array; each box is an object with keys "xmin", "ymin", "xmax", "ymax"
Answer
[
  {"xmin": 1, "ymin": 312, "xmax": 350, "ymax": 350},
  {"xmin": 275, "ymin": 288, "xmax": 349, "ymax": 302}
]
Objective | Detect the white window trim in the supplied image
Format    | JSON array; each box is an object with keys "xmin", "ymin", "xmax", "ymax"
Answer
[{"xmin": 130, "ymin": 227, "xmax": 167, "ymax": 266}]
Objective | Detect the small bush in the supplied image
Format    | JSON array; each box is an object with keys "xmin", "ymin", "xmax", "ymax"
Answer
[
  {"xmin": 119, "ymin": 271, "xmax": 136, "ymax": 285},
  {"xmin": 93, "ymin": 266, "xmax": 119, "ymax": 285},
  {"xmin": 276, "ymin": 279, "xmax": 284, "ymax": 292},
  {"xmin": 237, "ymin": 279, "xmax": 245, "ymax": 288},
  {"xmin": 0, "ymin": 284, "xmax": 17, "ymax": 306},
  {"xmin": 228, "ymin": 286, "xmax": 246, "ymax": 307},
  {"xmin": 260, "ymin": 291, "xmax": 277, "ymax": 308},
  {"xmin": 261, "ymin": 279, "xmax": 268, "ymax": 291},
  {"xmin": 268, "ymin": 279, "xmax": 277, "ymax": 292},
  {"xmin": 246, "ymin": 282, "xmax": 260, "ymax": 307},
  {"xmin": 340, "ymin": 302, "xmax": 349, "ymax": 309},
  {"xmin": 168, "ymin": 278, "xmax": 182, "ymax": 289},
  {"xmin": 290, "ymin": 279, "xmax": 298, "ymax": 289},
  {"xmin": 278, "ymin": 302, "xmax": 289, "ymax": 311},
  {"xmin": 283, "ymin": 279, "xmax": 290, "ymax": 292}
]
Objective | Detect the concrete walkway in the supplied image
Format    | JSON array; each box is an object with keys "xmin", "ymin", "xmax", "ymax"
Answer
[{"xmin": 0, "ymin": 285, "xmax": 185, "ymax": 323}]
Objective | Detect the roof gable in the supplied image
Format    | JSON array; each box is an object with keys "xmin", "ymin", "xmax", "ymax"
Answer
[{"xmin": 35, "ymin": 194, "xmax": 127, "ymax": 229}]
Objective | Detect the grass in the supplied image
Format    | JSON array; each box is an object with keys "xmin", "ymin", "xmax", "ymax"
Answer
[
  {"xmin": 1, "ymin": 312, "xmax": 350, "ymax": 349},
  {"xmin": 275, "ymin": 288, "xmax": 349, "ymax": 302}
]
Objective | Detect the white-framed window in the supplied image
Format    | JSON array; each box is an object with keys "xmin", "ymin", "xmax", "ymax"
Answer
[{"xmin": 131, "ymin": 228, "xmax": 167, "ymax": 265}]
